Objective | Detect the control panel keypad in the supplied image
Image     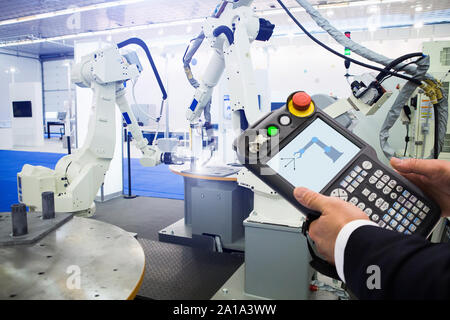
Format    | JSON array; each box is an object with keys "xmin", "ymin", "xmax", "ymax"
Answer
[{"xmin": 328, "ymin": 157, "xmax": 431, "ymax": 236}]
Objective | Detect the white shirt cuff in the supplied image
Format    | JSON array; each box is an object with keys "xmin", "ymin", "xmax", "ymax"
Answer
[{"xmin": 334, "ymin": 220, "xmax": 378, "ymax": 283}]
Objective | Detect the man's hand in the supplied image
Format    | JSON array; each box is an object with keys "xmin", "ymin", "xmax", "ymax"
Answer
[
  {"xmin": 390, "ymin": 158, "xmax": 450, "ymax": 217},
  {"xmin": 293, "ymin": 187, "xmax": 369, "ymax": 264}
]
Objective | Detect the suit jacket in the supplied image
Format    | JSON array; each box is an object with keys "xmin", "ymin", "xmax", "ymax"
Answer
[{"xmin": 344, "ymin": 225, "xmax": 450, "ymax": 299}]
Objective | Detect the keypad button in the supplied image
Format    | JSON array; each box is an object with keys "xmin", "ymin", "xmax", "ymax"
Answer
[
  {"xmin": 356, "ymin": 175, "xmax": 364, "ymax": 183},
  {"xmin": 380, "ymin": 202, "xmax": 389, "ymax": 211},
  {"xmin": 376, "ymin": 181, "xmax": 385, "ymax": 189},
  {"xmin": 371, "ymin": 214, "xmax": 379, "ymax": 222},
  {"xmin": 423, "ymin": 206, "xmax": 430, "ymax": 213},
  {"xmin": 362, "ymin": 161, "xmax": 373, "ymax": 170},
  {"xmin": 361, "ymin": 170, "xmax": 368, "ymax": 177},
  {"xmin": 368, "ymin": 193, "xmax": 377, "ymax": 202},
  {"xmin": 350, "ymin": 171, "xmax": 357, "ymax": 178},
  {"xmin": 419, "ymin": 212, "xmax": 426, "ymax": 219},
  {"xmin": 396, "ymin": 225, "xmax": 405, "ymax": 233},
  {"xmin": 400, "ymin": 207, "xmax": 408, "ymax": 215},
  {"xmin": 369, "ymin": 176, "xmax": 377, "ymax": 184},
  {"xmin": 405, "ymin": 201, "xmax": 413, "ymax": 209},
  {"xmin": 394, "ymin": 213, "xmax": 403, "ymax": 221},
  {"xmin": 340, "ymin": 180, "xmax": 349, "ymax": 188},
  {"xmin": 388, "ymin": 180, "xmax": 397, "ymax": 188},
  {"xmin": 409, "ymin": 224, "xmax": 417, "ymax": 232},
  {"xmin": 354, "ymin": 165, "xmax": 362, "ymax": 173},
  {"xmin": 330, "ymin": 188, "xmax": 348, "ymax": 201},
  {"xmin": 362, "ymin": 188, "xmax": 371, "ymax": 197},
  {"xmin": 279, "ymin": 115, "xmax": 291, "ymax": 125},
  {"xmin": 411, "ymin": 206, "xmax": 419, "ymax": 214},
  {"xmin": 350, "ymin": 197, "xmax": 359, "ymax": 205},
  {"xmin": 383, "ymin": 214, "xmax": 390, "ymax": 222},
  {"xmin": 404, "ymin": 230, "xmax": 412, "ymax": 235},
  {"xmin": 389, "ymin": 220, "xmax": 398, "ymax": 228},
  {"xmin": 396, "ymin": 185, "xmax": 404, "ymax": 193},
  {"xmin": 390, "ymin": 192, "xmax": 398, "ymax": 200},
  {"xmin": 346, "ymin": 186, "xmax": 355, "ymax": 193},
  {"xmin": 383, "ymin": 186, "xmax": 392, "ymax": 195},
  {"xmin": 374, "ymin": 170, "xmax": 383, "ymax": 178},
  {"xmin": 416, "ymin": 201, "xmax": 424, "ymax": 209},
  {"xmin": 351, "ymin": 180, "xmax": 359, "ymax": 188},
  {"xmin": 409, "ymin": 195, "xmax": 417, "ymax": 203},
  {"xmin": 401, "ymin": 218, "xmax": 409, "ymax": 226},
  {"xmin": 381, "ymin": 175, "xmax": 390, "ymax": 183},
  {"xmin": 386, "ymin": 226, "xmax": 393, "ymax": 230},
  {"xmin": 364, "ymin": 208, "xmax": 373, "ymax": 215},
  {"xmin": 407, "ymin": 212, "xmax": 414, "ymax": 221},
  {"xmin": 345, "ymin": 175, "xmax": 352, "ymax": 183},
  {"xmin": 357, "ymin": 202, "xmax": 366, "ymax": 210},
  {"xmin": 402, "ymin": 190, "xmax": 411, "ymax": 198},
  {"xmin": 413, "ymin": 217, "xmax": 421, "ymax": 226},
  {"xmin": 378, "ymin": 221, "xmax": 386, "ymax": 228},
  {"xmin": 375, "ymin": 198, "xmax": 384, "ymax": 208},
  {"xmin": 393, "ymin": 202, "xmax": 401, "ymax": 210},
  {"xmin": 398, "ymin": 196, "xmax": 406, "ymax": 204},
  {"xmin": 388, "ymin": 208, "xmax": 396, "ymax": 216}
]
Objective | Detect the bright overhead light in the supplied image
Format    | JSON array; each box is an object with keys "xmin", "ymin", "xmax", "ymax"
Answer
[
  {"xmin": 414, "ymin": 21, "xmax": 424, "ymax": 29},
  {"xmin": 0, "ymin": 0, "xmax": 408, "ymax": 48},
  {"xmin": 415, "ymin": 6, "xmax": 423, "ymax": 12},
  {"xmin": 368, "ymin": 24, "xmax": 378, "ymax": 32},
  {"xmin": 258, "ymin": 0, "xmax": 404, "ymax": 17},
  {"xmin": 0, "ymin": 0, "xmax": 145, "ymax": 27},
  {"xmin": 0, "ymin": 17, "xmax": 204, "ymax": 48}
]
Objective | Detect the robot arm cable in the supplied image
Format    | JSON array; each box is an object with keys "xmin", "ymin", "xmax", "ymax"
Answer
[
  {"xmin": 277, "ymin": 0, "xmax": 422, "ymax": 85},
  {"xmin": 117, "ymin": 37, "xmax": 168, "ymax": 100}
]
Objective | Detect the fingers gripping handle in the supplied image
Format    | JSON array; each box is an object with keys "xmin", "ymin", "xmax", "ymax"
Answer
[{"xmin": 302, "ymin": 216, "xmax": 341, "ymax": 281}]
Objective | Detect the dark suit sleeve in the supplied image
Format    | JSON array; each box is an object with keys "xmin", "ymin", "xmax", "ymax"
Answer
[{"xmin": 343, "ymin": 225, "xmax": 450, "ymax": 299}]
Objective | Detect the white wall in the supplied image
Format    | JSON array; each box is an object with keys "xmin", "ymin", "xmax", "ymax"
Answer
[
  {"xmin": 43, "ymin": 59, "xmax": 75, "ymax": 113},
  {"xmin": 0, "ymin": 49, "xmax": 41, "ymax": 125},
  {"xmin": 10, "ymin": 82, "xmax": 44, "ymax": 147}
]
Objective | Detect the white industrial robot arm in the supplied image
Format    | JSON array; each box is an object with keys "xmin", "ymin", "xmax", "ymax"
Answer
[
  {"xmin": 186, "ymin": 0, "xmax": 274, "ymax": 131},
  {"xmin": 18, "ymin": 40, "xmax": 174, "ymax": 214}
]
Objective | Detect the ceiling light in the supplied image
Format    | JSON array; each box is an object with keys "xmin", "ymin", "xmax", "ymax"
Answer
[
  {"xmin": 0, "ymin": 17, "xmax": 204, "ymax": 48},
  {"xmin": 0, "ymin": 0, "xmax": 145, "ymax": 27},
  {"xmin": 414, "ymin": 21, "xmax": 424, "ymax": 29},
  {"xmin": 368, "ymin": 24, "xmax": 378, "ymax": 32},
  {"xmin": 415, "ymin": 6, "xmax": 423, "ymax": 12}
]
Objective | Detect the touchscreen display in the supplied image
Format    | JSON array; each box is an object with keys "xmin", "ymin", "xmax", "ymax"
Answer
[{"xmin": 267, "ymin": 118, "xmax": 360, "ymax": 192}]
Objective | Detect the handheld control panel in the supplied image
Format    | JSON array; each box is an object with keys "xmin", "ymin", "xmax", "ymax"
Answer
[{"xmin": 234, "ymin": 91, "xmax": 441, "ymax": 238}]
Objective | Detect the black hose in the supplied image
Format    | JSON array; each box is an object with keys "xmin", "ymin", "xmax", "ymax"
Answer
[
  {"xmin": 379, "ymin": 59, "xmax": 423, "ymax": 84},
  {"xmin": 404, "ymin": 124, "xmax": 409, "ymax": 157},
  {"xmin": 433, "ymin": 104, "xmax": 439, "ymax": 159},
  {"xmin": 277, "ymin": 0, "xmax": 422, "ymax": 85},
  {"xmin": 117, "ymin": 37, "xmax": 168, "ymax": 100},
  {"xmin": 376, "ymin": 53, "xmax": 424, "ymax": 82}
]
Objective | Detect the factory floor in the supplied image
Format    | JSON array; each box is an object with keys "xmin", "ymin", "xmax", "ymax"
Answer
[{"xmin": 92, "ymin": 195, "xmax": 244, "ymax": 300}]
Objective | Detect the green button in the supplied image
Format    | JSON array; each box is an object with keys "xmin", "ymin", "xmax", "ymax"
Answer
[{"xmin": 267, "ymin": 125, "xmax": 278, "ymax": 136}]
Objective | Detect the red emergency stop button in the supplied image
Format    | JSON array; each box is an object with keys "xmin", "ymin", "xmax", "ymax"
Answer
[
  {"xmin": 292, "ymin": 92, "xmax": 311, "ymax": 111},
  {"xmin": 288, "ymin": 91, "xmax": 315, "ymax": 117}
]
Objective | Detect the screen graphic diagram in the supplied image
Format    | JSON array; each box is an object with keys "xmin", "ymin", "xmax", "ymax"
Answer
[
  {"xmin": 281, "ymin": 137, "xmax": 343, "ymax": 170},
  {"xmin": 267, "ymin": 118, "xmax": 360, "ymax": 192}
]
